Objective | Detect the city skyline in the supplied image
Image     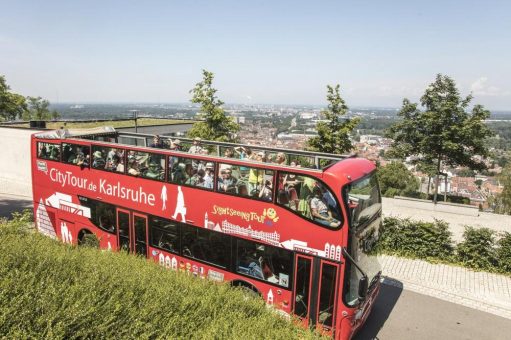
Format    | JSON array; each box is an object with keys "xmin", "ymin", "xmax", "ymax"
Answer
[{"xmin": 1, "ymin": 0, "xmax": 510, "ymax": 110}]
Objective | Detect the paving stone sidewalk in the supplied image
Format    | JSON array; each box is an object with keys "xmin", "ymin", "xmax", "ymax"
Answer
[{"xmin": 379, "ymin": 254, "xmax": 511, "ymax": 319}]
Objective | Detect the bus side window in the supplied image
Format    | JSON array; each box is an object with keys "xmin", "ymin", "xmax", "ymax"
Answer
[
  {"xmin": 63, "ymin": 143, "xmax": 90, "ymax": 167},
  {"xmin": 181, "ymin": 224, "xmax": 230, "ymax": 268},
  {"xmin": 169, "ymin": 156, "xmax": 214, "ymax": 190},
  {"xmin": 236, "ymin": 239, "xmax": 291, "ymax": 287},
  {"xmin": 149, "ymin": 216, "xmax": 179, "ymax": 253},
  {"xmin": 38, "ymin": 142, "xmax": 60, "ymax": 161},
  {"xmin": 276, "ymin": 173, "xmax": 342, "ymax": 228},
  {"xmin": 78, "ymin": 196, "xmax": 116, "ymax": 234}
]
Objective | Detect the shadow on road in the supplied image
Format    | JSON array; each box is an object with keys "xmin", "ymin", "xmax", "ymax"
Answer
[
  {"xmin": 0, "ymin": 196, "xmax": 33, "ymax": 218},
  {"xmin": 354, "ymin": 278, "xmax": 403, "ymax": 340}
]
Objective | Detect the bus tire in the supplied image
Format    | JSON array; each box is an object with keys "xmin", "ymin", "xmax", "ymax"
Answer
[
  {"xmin": 231, "ymin": 280, "xmax": 261, "ymax": 298},
  {"xmin": 77, "ymin": 229, "xmax": 99, "ymax": 247}
]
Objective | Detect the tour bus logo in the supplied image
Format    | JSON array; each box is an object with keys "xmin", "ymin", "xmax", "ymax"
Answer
[
  {"xmin": 37, "ymin": 160, "xmax": 48, "ymax": 174},
  {"xmin": 211, "ymin": 205, "xmax": 279, "ymax": 225}
]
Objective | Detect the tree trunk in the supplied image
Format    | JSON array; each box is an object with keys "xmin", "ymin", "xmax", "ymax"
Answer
[
  {"xmin": 427, "ymin": 176, "xmax": 431, "ymax": 195},
  {"xmin": 433, "ymin": 158, "xmax": 441, "ymax": 204},
  {"xmin": 444, "ymin": 174, "xmax": 448, "ymax": 202}
]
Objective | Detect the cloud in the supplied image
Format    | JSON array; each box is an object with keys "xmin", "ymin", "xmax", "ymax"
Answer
[{"xmin": 470, "ymin": 77, "xmax": 510, "ymax": 97}]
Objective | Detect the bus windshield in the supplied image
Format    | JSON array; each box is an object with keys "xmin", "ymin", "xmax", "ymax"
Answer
[{"xmin": 343, "ymin": 172, "xmax": 382, "ymax": 306}]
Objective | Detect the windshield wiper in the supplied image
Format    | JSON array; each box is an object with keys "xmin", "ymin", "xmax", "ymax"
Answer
[{"xmin": 342, "ymin": 247, "xmax": 368, "ymax": 280}]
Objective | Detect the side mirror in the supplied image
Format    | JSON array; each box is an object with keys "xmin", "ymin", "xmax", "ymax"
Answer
[{"xmin": 358, "ymin": 276, "xmax": 368, "ymax": 300}]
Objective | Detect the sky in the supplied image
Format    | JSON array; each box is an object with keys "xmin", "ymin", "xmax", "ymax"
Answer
[{"xmin": 1, "ymin": 0, "xmax": 510, "ymax": 110}]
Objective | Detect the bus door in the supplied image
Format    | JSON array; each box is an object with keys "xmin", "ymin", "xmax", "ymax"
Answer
[
  {"xmin": 315, "ymin": 260, "xmax": 340, "ymax": 336},
  {"xmin": 293, "ymin": 255, "xmax": 340, "ymax": 336},
  {"xmin": 293, "ymin": 254, "xmax": 314, "ymax": 327},
  {"xmin": 116, "ymin": 209, "xmax": 149, "ymax": 258}
]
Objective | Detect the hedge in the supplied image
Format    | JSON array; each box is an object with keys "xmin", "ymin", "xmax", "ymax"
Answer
[
  {"xmin": 376, "ymin": 217, "xmax": 511, "ymax": 275},
  {"xmin": 0, "ymin": 212, "xmax": 321, "ymax": 339}
]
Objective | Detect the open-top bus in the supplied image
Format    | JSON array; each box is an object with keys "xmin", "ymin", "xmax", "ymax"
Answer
[{"xmin": 31, "ymin": 127, "xmax": 382, "ymax": 339}]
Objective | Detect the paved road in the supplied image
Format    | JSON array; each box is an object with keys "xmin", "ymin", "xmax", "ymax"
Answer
[
  {"xmin": 0, "ymin": 193, "xmax": 32, "ymax": 218},
  {"xmin": 355, "ymin": 284, "xmax": 511, "ymax": 340}
]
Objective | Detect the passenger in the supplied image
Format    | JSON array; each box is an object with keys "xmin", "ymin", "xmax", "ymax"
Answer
[
  {"xmin": 248, "ymin": 165, "xmax": 264, "ymax": 194},
  {"xmin": 267, "ymin": 154, "xmax": 274, "ymax": 163},
  {"xmin": 144, "ymin": 161, "xmax": 163, "ymax": 180},
  {"xmin": 218, "ymin": 167, "xmax": 237, "ymax": 193},
  {"xmin": 310, "ymin": 187, "xmax": 340, "ymax": 228},
  {"xmin": 258, "ymin": 180, "xmax": 273, "ymax": 201},
  {"xmin": 238, "ymin": 184, "xmax": 249, "ymax": 197},
  {"xmin": 224, "ymin": 148, "xmax": 234, "ymax": 158},
  {"xmin": 234, "ymin": 146, "xmax": 247, "ymax": 160},
  {"xmin": 275, "ymin": 152, "xmax": 287, "ymax": 165},
  {"xmin": 188, "ymin": 137, "xmax": 203, "ymax": 154},
  {"xmin": 48, "ymin": 145, "xmax": 60, "ymax": 160},
  {"xmin": 128, "ymin": 161, "xmax": 141, "ymax": 176},
  {"xmin": 150, "ymin": 135, "xmax": 164, "ymax": 148},
  {"xmin": 172, "ymin": 139, "xmax": 182, "ymax": 151},
  {"xmin": 113, "ymin": 154, "xmax": 124, "ymax": 173},
  {"xmin": 203, "ymin": 162, "xmax": 215, "ymax": 189},
  {"xmin": 39, "ymin": 145, "xmax": 48, "ymax": 158},
  {"xmin": 187, "ymin": 169, "xmax": 205, "ymax": 186},
  {"xmin": 172, "ymin": 163, "xmax": 190, "ymax": 184},
  {"xmin": 92, "ymin": 150, "xmax": 106, "ymax": 169}
]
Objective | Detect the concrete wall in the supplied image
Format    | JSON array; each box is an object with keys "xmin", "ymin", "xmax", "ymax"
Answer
[
  {"xmin": 382, "ymin": 197, "xmax": 511, "ymax": 242},
  {"xmin": 0, "ymin": 127, "xmax": 42, "ymax": 198},
  {"xmin": 117, "ymin": 123, "xmax": 194, "ymax": 136}
]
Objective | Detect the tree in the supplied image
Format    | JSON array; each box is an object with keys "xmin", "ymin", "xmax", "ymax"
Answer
[
  {"xmin": 491, "ymin": 164, "xmax": 511, "ymax": 215},
  {"xmin": 0, "ymin": 75, "xmax": 27, "ymax": 121},
  {"xmin": 386, "ymin": 74, "xmax": 493, "ymax": 203},
  {"xmin": 187, "ymin": 70, "xmax": 239, "ymax": 142},
  {"xmin": 307, "ymin": 84, "xmax": 360, "ymax": 154},
  {"xmin": 377, "ymin": 162, "xmax": 420, "ymax": 198},
  {"xmin": 25, "ymin": 96, "xmax": 52, "ymax": 120}
]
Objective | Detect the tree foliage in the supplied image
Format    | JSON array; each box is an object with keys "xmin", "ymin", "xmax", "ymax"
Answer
[
  {"xmin": 0, "ymin": 75, "xmax": 27, "ymax": 121},
  {"xmin": 491, "ymin": 164, "xmax": 511, "ymax": 215},
  {"xmin": 307, "ymin": 84, "xmax": 360, "ymax": 154},
  {"xmin": 24, "ymin": 96, "xmax": 60, "ymax": 121},
  {"xmin": 377, "ymin": 162, "xmax": 419, "ymax": 197},
  {"xmin": 386, "ymin": 74, "xmax": 493, "ymax": 202},
  {"xmin": 188, "ymin": 70, "xmax": 239, "ymax": 142}
]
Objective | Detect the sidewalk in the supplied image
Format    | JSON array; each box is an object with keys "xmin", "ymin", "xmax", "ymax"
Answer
[{"xmin": 379, "ymin": 254, "xmax": 511, "ymax": 319}]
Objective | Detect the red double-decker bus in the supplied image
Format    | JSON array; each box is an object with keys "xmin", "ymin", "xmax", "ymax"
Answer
[{"xmin": 31, "ymin": 127, "xmax": 382, "ymax": 339}]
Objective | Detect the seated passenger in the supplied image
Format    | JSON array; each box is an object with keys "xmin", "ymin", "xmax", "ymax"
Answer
[
  {"xmin": 92, "ymin": 150, "xmax": 106, "ymax": 168},
  {"xmin": 172, "ymin": 163, "xmax": 189, "ymax": 184},
  {"xmin": 150, "ymin": 135, "xmax": 164, "ymax": 148},
  {"xmin": 144, "ymin": 161, "xmax": 163, "ymax": 179},
  {"xmin": 186, "ymin": 169, "xmax": 205, "ymax": 186},
  {"xmin": 258, "ymin": 180, "xmax": 273, "ymax": 201},
  {"xmin": 218, "ymin": 168, "xmax": 237, "ymax": 193},
  {"xmin": 310, "ymin": 187, "xmax": 340, "ymax": 228},
  {"xmin": 188, "ymin": 137, "xmax": 203, "ymax": 154},
  {"xmin": 202, "ymin": 162, "xmax": 215, "ymax": 189}
]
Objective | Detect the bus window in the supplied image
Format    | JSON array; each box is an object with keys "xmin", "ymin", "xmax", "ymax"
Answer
[
  {"xmin": 37, "ymin": 142, "xmax": 60, "ymax": 161},
  {"xmin": 91, "ymin": 146, "xmax": 124, "ymax": 172},
  {"xmin": 62, "ymin": 143, "xmax": 90, "ymax": 167},
  {"xmin": 78, "ymin": 196, "xmax": 116, "ymax": 234},
  {"xmin": 149, "ymin": 216, "xmax": 179, "ymax": 253},
  {"xmin": 126, "ymin": 150, "xmax": 165, "ymax": 181},
  {"xmin": 236, "ymin": 239, "xmax": 291, "ymax": 288},
  {"xmin": 277, "ymin": 173, "xmax": 341, "ymax": 228},
  {"xmin": 218, "ymin": 163, "xmax": 274, "ymax": 202},
  {"xmin": 317, "ymin": 263, "xmax": 338, "ymax": 329},
  {"xmin": 168, "ymin": 156, "xmax": 215, "ymax": 190},
  {"xmin": 181, "ymin": 224, "xmax": 230, "ymax": 268}
]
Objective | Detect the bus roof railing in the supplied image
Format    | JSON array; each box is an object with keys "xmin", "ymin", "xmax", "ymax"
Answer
[
  {"xmin": 35, "ymin": 127, "xmax": 355, "ymax": 170},
  {"xmin": 117, "ymin": 131, "xmax": 353, "ymax": 170}
]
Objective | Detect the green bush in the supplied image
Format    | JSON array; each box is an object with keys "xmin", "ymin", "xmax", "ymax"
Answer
[
  {"xmin": 456, "ymin": 227, "xmax": 497, "ymax": 270},
  {"xmin": 496, "ymin": 232, "xmax": 511, "ymax": 273},
  {"xmin": 0, "ymin": 213, "xmax": 320, "ymax": 339},
  {"xmin": 376, "ymin": 217, "xmax": 454, "ymax": 259}
]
